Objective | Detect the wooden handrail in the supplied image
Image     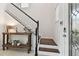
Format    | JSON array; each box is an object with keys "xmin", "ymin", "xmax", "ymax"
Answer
[
  {"xmin": 11, "ymin": 3, "xmax": 38, "ymax": 24},
  {"xmin": 35, "ymin": 21, "xmax": 39, "ymax": 56}
]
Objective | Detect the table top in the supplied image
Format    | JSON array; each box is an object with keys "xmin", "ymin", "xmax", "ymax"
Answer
[{"xmin": 2, "ymin": 32, "xmax": 32, "ymax": 35}]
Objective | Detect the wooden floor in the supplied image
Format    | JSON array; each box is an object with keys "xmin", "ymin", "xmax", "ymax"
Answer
[{"xmin": 40, "ymin": 38, "xmax": 57, "ymax": 46}]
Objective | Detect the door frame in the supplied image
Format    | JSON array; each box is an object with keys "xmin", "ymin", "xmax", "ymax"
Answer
[{"xmin": 68, "ymin": 3, "xmax": 73, "ymax": 56}]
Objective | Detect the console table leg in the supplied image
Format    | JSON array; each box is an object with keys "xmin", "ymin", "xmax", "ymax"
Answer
[
  {"xmin": 3, "ymin": 34, "xmax": 5, "ymax": 50},
  {"xmin": 27, "ymin": 34, "xmax": 31, "ymax": 53},
  {"xmin": 6, "ymin": 34, "xmax": 9, "ymax": 50},
  {"xmin": 28, "ymin": 47, "xmax": 30, "ymax": 53}
]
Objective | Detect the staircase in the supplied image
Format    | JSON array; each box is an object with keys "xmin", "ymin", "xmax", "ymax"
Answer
[
  {"xmin": 5, "ymin": 3, "xmax": 60, "ymax": 56},
  {"xmin": 38, "ymin": 38, "xmax": 60, "ymax": 56}
]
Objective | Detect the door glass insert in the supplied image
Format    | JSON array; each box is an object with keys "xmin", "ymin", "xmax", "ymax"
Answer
[{"xmin": 71, "ymin": 4, "xmax": 79, "ymax": 56}]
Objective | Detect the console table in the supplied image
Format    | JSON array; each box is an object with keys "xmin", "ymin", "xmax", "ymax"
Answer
[{"xmin": 2, "ymin": 32, "xmax": 32, "ymax": 53}]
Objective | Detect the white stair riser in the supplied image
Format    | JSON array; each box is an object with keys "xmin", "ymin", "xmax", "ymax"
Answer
[{"xmin": 38, "ymin": 51, "xmax": 60, "ymax": 56}]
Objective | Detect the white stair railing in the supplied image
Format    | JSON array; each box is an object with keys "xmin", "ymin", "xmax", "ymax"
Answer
[{"xmin": 5, "ymin": 3, "xmax": 39, "ymax": 56}]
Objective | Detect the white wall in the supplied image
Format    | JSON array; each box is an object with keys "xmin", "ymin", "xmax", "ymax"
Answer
[
  {"xmin": 22, "ymin": 3, "xmax": 57, "ymax": 38},
  {"xmin": 0, "ymin": 3, "xmax": 7, "ymax": 48}
]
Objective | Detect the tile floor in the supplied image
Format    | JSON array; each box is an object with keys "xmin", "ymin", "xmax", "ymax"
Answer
[{"xmin": 0, "ymin": 48, "xmax": 34, "ymax": 56}]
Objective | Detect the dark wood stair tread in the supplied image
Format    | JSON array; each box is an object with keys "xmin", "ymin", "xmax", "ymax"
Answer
[
  {"xmin": 40, "ymin": 38, "xmax": 57, "ymax": 46},
  {"xmin": 39, "ymin": 47, "xmax": 60, "ymax": 53}
]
